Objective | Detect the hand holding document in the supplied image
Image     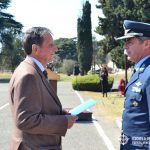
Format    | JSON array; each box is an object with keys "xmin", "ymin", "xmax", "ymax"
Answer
[{"xmin": 69, "ymin": 99, "xmax": 97, "ymax": 116}]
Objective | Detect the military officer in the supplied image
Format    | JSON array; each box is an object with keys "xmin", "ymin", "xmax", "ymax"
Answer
[{"xmin": 115, "ymin": 20, "xmax": 150, "ymax": 149}]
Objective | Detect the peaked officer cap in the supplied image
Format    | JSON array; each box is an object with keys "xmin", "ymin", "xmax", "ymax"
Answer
[{"xmin": 115, "ymin": 20, "xmax": 150, "ymax": 40}]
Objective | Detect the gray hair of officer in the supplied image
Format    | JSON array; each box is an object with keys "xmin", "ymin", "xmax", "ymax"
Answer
[
  {"xmin": 115, "ymin": 20, "xmax": 150, "ymax": 41},
  {"xmin": 23, "ymin": 27, "xmax": 52, "ymax": 55}
]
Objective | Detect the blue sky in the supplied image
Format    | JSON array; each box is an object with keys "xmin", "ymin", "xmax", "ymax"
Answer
[{"xmin": 6, "ymin": 0, "xmax": 104, "ymax": 40}]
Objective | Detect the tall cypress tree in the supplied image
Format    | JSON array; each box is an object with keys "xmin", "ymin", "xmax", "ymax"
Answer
[{"xmin": 77, "ymin": 1, "xmax": 93, "ymax": 75}]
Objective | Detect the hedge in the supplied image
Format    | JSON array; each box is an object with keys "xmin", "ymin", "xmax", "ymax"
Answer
[{"xmin": 72, "ymin": 74, "xmax": 114, "ymax": 92}]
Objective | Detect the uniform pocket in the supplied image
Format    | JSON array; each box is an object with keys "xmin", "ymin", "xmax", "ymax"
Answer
[
  {"xmin": 125, "ymin": 93, "xmax": 142, "ymax": 109},
  {"xmin": 130, "ymin": 93, "xmax": 142, "ymax": 108},
  {"xmin": 132, "ymin": 93, "xmax": 142, "ymax": 102}
]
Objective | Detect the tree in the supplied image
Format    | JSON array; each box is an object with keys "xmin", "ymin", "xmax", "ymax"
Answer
[
  {"xmin": 0, "ymin": 32, "xmax": 25, "ymax": 72},
  {"xmin": 0, "ymin": 0, "xmax": 23, "ymax": 41},
  {"xmin": 95, "ymin": 0, "xmax": 150, "ymax": 68},
  {"xmin": 55, "ymin": 38, "xmax": 77, "ymax": 61},
  {"xmin": 77, "ymin": 1, "xmax": 93, "ymax": 75},
  {"xmin": 60, "ymin": 59, "xmax": 76, "ymax": 75},
  {"xmin": 0, "ymin": 0, "xmax": 23, "ymax": 71}
]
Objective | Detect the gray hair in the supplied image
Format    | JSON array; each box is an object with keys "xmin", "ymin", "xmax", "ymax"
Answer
[{"xmin": 23, "ymin": 27, "xmax": 52, "ymax": 55}]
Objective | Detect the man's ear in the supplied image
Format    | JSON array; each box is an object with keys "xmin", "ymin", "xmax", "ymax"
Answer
[
  {"xmin": 148, "ymin": 40, "xmax": 150, "ymax": 48},
  {"xmin": 144, "ymin": 40, "xmax": 150, "ymax": 46},
  {"xmin": 31, "ymin": 44, "xmax": 38, "ymax": 55}
]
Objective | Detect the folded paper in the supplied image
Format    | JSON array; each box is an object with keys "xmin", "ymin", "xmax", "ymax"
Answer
[{"xmin": 69, "ymin": 99, "xmax": 97, "ymax": 116}]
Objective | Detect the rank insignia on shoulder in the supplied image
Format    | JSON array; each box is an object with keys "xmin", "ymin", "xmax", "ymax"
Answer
[
  {"xmin": 139, "ymin": 68, "xmax": 144, "ymax": 73},
  {"xmin": 133, "ymin": 101, "xmax": 138, "ymax": 107},
  {"xmin": 135, "ymin": 82, "xmax": 142, "ymax": 87}
]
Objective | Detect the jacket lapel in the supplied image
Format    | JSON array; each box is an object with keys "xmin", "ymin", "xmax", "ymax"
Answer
[
  {"xmin": 125, "ymin": 71, "xmax": 139, "ymax": 92},
  {"xmin": 41, "ymin": 74, "xmax": 62, "ymax": 108},
  {"xmin": 24, "ymin": 57, "xmax": 62, "ymax": 108}
]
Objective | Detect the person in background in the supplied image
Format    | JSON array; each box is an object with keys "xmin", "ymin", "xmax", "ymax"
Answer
[
  {"xmin": 118, "ymin": 78, "xmax": 125, "ymax": 96},
  {"xmin": 73, "ymin": 63, "xmax": 80, "ymax": 76},
  {"xmin": 100, "ymin": 67, "xmax": 108, "ymax": 97},
  {"xmin": 9, "ymin": 27, "xmax": 78, "ymax": 150},
  {"xmin": 115, "ymin": 20, "xmax": 150, "ymax": 150}
]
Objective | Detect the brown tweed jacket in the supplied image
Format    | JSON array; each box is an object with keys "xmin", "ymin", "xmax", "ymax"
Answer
[{"xmin": 9, "ymin": 57, "xmax": 68, "ymax": 150}]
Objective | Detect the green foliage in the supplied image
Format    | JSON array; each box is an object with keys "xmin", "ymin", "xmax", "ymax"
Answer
[
  {"xmin": 72, "ymin": 74, "xmax": 113, "ymax": 92},
  {"xmin": 77, "ymin": 1, "xmax": 93, "ymax": 74},
  {"xmin": 60, "ymin": 59, "xmax": 76, "ymax": 75},
  {"xmin": 0, "ymin": 0, "xmax": 23, "ymax": 71},
  {"xmin": 0, "ymin": 32, "xmax": 25, "ymax": 72},
  {"xmin": 110, "ymin": 45, "xmax": 134, "ymax": 69},
  {"xmin": 0, "ymin": 0, "xmax": 23, "ymax": 42},
  {"xmin": 55, "ymin": 38, "xmax": 77, "ymax": 61},
  {"xmin": 95, "ymin": 0, "xmax": 150, "ymax": 68}
]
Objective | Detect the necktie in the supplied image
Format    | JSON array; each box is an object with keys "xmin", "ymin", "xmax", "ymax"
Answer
[{"xmin": 43, "ymin": 70, "xmax": 48, "ymax": 80}]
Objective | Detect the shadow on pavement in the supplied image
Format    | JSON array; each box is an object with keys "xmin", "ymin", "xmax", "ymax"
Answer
[
  {"xmin": 0, "ymin": 79, "xmax": 10, "ymax": 83},
  {"xmin": 76, "ymin": 120, "xmax": 95, "ymax": 124}
]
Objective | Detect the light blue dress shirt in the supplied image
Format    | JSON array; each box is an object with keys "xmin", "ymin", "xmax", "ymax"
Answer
[{"xmin": 27, "ymin": 56, "xmax": 45, "ymax": 72}]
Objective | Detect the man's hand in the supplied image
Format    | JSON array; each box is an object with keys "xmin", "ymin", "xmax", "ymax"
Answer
[{"xmin": 65, "ymin": 115, "xmax": 78, "ymax": 129}]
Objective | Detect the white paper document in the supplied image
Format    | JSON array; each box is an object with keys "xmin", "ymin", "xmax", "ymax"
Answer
[{"xmin": 69, "ymin": 99, "xmax": 97, "ymax": 116}]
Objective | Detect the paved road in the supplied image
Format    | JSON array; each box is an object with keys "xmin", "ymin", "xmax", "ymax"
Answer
[
  {"xmin": 0, "ymin": 83, "xmax": 12, "ymax": 150},
  {"xmin": 0, "ymin": 82, "xmax": 120, "ymax": 150}
]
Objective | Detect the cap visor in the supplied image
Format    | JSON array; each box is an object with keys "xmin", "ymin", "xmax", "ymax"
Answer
[{"xmin": 115, "ymin": 35, "xmax": 135, "ymax": 41}]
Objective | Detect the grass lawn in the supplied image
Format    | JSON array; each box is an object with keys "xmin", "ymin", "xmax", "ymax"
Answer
[
  {"xmin": 0, "ymin": 72, "xmax": 12, "ymax": 79},
  {"xmin": 59, "ymin": 72, "xmax": 128, "ymax": 121},
  {"xmin": 0, "ymin": 72, "xmax": 74, "ymax": 81},
  {"xmin": 79, "ymin": 90, "xmax": 124, "ymax": 121},
  {"xmin": 59, "ymin": 73, "xmax": 75, "ymax": 82}
]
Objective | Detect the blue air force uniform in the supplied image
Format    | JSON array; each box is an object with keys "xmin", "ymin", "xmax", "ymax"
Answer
[
  {"xmin": 122, "ymin": 56, "xmax": 150, "ymax": 149},
  {"xmin": 115, "ymin": 20, "xmax": 150, "ymax": 150}
]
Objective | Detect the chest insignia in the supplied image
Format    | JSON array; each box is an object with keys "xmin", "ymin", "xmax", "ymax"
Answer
[
  {"xmin": 135, "ymin": 82, "xmax": 142, "ymax": 87},
  {"xmin": 133, "ymin": 101, "xmax": 139, "ymax": 107},
  {"xmin": 139, "ymin": 67, "xmax": 144, "ymax": 73},
  {"xmin": 132, "ymin": 86, "xmax": 141, "ymax": 93}
]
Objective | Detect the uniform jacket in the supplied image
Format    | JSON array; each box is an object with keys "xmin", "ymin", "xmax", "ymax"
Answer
[
  {"xmin": 9, "ymin": 57, "xmax": 68, "ymax": 150},
  {"xmin": 122, "ymin": 56, "xmax": 150, "ymax": 137}
]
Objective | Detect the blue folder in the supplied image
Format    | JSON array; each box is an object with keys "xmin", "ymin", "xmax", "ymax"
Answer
[{"xmin": 69, "ymin": 99, "xmax": 97, "ymax": 116}]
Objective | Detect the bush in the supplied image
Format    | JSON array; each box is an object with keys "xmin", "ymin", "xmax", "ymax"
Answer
[
  {"xmin": 60, "ymin": 59, "xmax": 76, "ymax": 75},
  {"xmin": 72, "ymin": 74, "xmax": 114, "ymax": 92}
]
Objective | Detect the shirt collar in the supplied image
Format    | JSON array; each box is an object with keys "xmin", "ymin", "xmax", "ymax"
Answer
[
  {"xmin": 134, "ymin": 55, "xmax": 150, "ymax": 71},
  {"xmin": 27, "ymin": 55, "xmax": 45, "ymax": 72}
]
